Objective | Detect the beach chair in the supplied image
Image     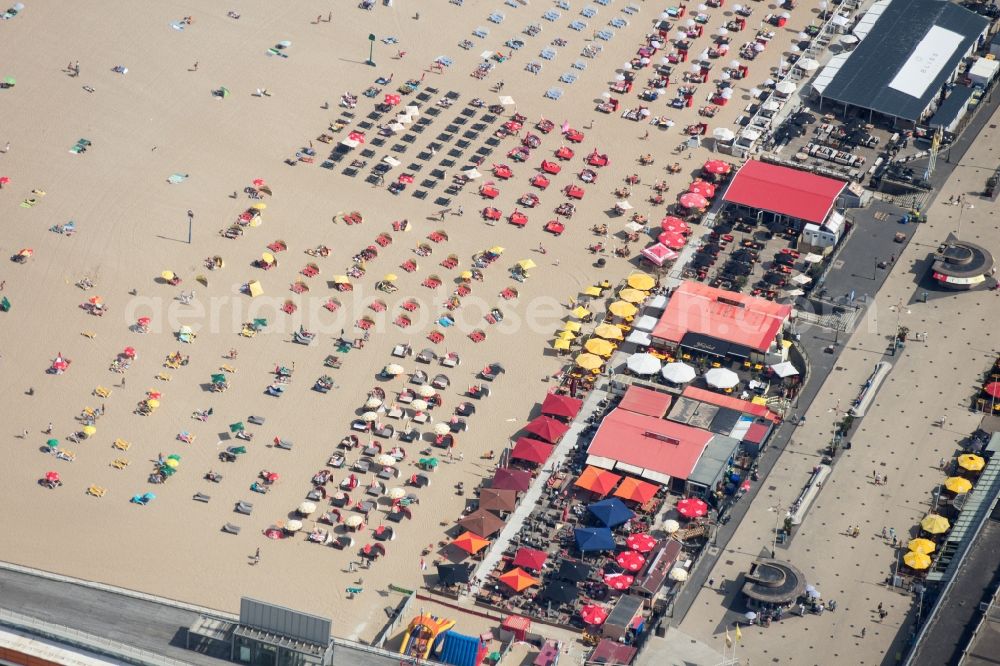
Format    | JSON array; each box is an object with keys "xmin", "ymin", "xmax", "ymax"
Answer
[
  {"xmin": 113, "ymin": 439, "xmax": 131, "ymax": 451},
  {"xmin": 56, "ymin": 450, "xmax": 76, "ymax": 461},
  {"xmin": 221, "ymin": 364, "xmax": 237, "ymax": 373},
  {"xmin": 222, "ymin": 523, "xmax": 241, "ymax": 534},
  {"xmin": 111, "ymin": 458, "xmax": 130, "ymax": 470},
  {"xmin": 94, "ymin": 386, "xmax": 111, "ymax": 398},
  {"xmin": 156, "ymin": 372, "xmax": 172, "ymax": 381},
  {"xmin": 324, "ymin": 298, "xmax": 341, "ymax": 312},
  {"xmin": 81, "ymin": 330, "xmax": 96, "ymax": 339},
  {"xmin": 236, "ymin": 501, "xmax": 254, "ymax": 515},
  {"xmin": 193, "ymin": 492, "xmax": 211, "ymax": 503},
  {"xmin": 87, "ymin": 485, "xmax": 107, "ymax": 498},
  {"xmin": 240, "ymin": 325, "xmax": 257, "ymax": 338}
]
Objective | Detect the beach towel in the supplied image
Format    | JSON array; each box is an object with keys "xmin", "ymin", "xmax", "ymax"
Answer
[
  {"xmin": 167, "ymin": 173, "xmax": 189, "ymax": 184},
  {"xmin": 170, "ymin": 21, "xmax": 185, "ymax": 31}
]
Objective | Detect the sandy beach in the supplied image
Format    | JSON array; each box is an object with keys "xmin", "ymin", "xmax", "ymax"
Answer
[{"xmin": 0, "ymin": 0, "xmax": 822, "ymax": 640}]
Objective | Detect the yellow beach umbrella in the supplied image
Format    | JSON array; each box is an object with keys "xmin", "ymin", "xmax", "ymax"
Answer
[
  {"xmin": 81, "ymin": 425, "xmax": 97, "ymax": 437},
  {"xmin": 903, "ymin": 550, "xmax": 931, "ymax": 570},
  {"xmin": 518, "ymin": 259, "xmax": 537, "ymax": 271},
  {"xmin": 582, "ymin": 286, "xmax": 602, "ymax": 297},
  {"xmin": 553, "ymin": 339, "xmax": 571, "ymax": 351},
  {"xmin": 627, "ymin": 273, "xmax": 655, "ymax": 290},
  {"xmin": 575, "ymin": 353, "xmax": 603, "ymax": 370},
  {"xmin": 160, "ymin": 270, "xmax": 175, "ymax": 281},
  {"xmin": 164, "ymin": 458, "xmax": 179, "ymax": 469},
  {"xmin": 594, "ymin": 323, "xmax": 624, "ymax": 340},
  {"xmin": 489, "ymin": 246, "xmax": 505, "ymax": 254},
  {"xmin": 383, "ymin": 273, "xmax": 398, "ymax": 282},
  {"xmin": 920, "ymin": 514, "xmax": 950, "ymax": 534},
  {"xmin": 618, "ymin": 288, "xmax": 645, "ymax": 303},
  {"xmin": 459, "ymin": 270, "xmax": 473, "ymax": 280},
  {"xmin": 332, "ymin": 275, "xmax": 350, "ymax": 284},
  {"xmin": 571, "ymin": 306, "xmax": 592, "ymax": 319},
  {"xmin": 261, "ymin": 252, "xmax": 275, "ymax": 265},
  {"xmin": 251, "ymin": 202, "xmax": 267, "ymax": 210},
  {"xmin": 907, "ymin": 538, "xmax": 936, "ymax": 555},
  {"xmin": 958, "ymin": 454, "xmax": 985, "ymax": 471},
  {"xmin": 585, "ymin": 338, "xmax": 615, "ymax": 356},
  {"xmin": 147, "ymin": 399, "xmax": 160, "ymax": 409},
  {"xmin": 562, "ymin": 321, "xmax": 582, "ymax": 333},
  {"xmin": 609, "ymin": 301, "xmax": 638, "ymax": 318},
  {"xmin": 944, "ymin": 477, "xmax": 973, "ymax": 494}
]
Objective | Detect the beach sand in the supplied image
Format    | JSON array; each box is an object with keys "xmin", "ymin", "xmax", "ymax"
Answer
[{"xmin": 0, "ymin": 0, "xmax": 819, "ymax": 640}]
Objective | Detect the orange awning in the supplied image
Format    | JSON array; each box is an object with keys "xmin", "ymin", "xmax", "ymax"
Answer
[
  {"xmin": 453, "ymin": 531, "xmax": 490, "ymax": 554},
  {"xmin": 498, "ymin": 567, "xmax": 540, "ymax": 592},
  {"xmin": 574, "ymin": 466, "xmax": 623, "ymax": 497},
  {"xmin": 613, "ymin": 477, "xmax": 660, "ymax": 504}
]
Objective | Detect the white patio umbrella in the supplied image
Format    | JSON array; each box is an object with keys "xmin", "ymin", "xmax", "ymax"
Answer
[
  {"xmin": 775, "ymin": 80, "xmax": 796, "ymax": 95},
  {"xmin": 713, "ymin": 127, "xmax": 735, "ymax": 142},
  {"xmin": 376, "ymin": 454, "xmax": 398, "ymax": 466},
  {"xmin": 433, "ymin": 423, "xmax": 451, "ymax": 436},
  {"xmin": 498, "ymin": 95, "xmax": 515, "ymax": 106},
  {"xmin": 416, "ymin": 384, "xmax": 437, "ymax": 398},
  {"xmin": 705, "ymin": 367, "xmax": 739, "ymax": 389},
  {"xmin": 298, "ymin": 501, "xmax": 317, "ymax": 516},
  {"xmin": 669, "ymin": 568, "xmax": 689, "ymax": 582},
  {"xmin": 615, "ymin": 200, "xmax": 633, "ymax": 210},
  {"xmin": 769, "ymin": 361, "xmax": 799, "ymax": 378},
  {"xmin": 627, "ymin": 353, "xmax": 662, "ymax": 375},
  {"xmin": 384, "ymin": 363, "xmax": 405, "ymax": 375},
  {"xmin": 797, "ymin": 58, "xmax": 819, "ymax": 71},
  {"xmin": 387, "ymin": 487, "xmax": 407, "ymax": 500},
  {"xmin": 345, "ymin": 515, "xmax": 364, "ymax": 528},
  {"xmin": 662, "ymin": 362, "xmax": 696, "ymax": 384},
  {"xmin": 362, "ymin": 411, "xmax": 379, "ymax": 422},
  {"xmin": 663, "ymin": 519, "xmax": 681, "ymax": 534},
  {"xmin": 410, "ymin": 399, "xmax": 429, "ymax": 412},
  {"xmin": 365, "ymin": 396, "xmax": 383, "ymax": 409},
  {"xmin": 286, "ymin": 519, "xmax": 303, "ymax": 532},
  {"xmin": 405, "ymin": 105, "xmax": 419, "ymax": 116}
]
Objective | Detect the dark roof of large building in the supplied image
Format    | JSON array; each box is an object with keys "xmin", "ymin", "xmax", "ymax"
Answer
[{"xmin": 815, "ymin": 0, "xmax": 988, "ymax": 121}]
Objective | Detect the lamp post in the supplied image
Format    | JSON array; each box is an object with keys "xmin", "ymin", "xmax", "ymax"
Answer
[
  {"xmin": 770, "ymin": 501, "xmax": 783, "ymax": 558},
  {"xmin": 366, "ymin": 33, "xmax": 376, "ymax": 67}
]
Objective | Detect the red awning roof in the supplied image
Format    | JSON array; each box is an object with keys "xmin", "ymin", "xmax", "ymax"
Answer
[
  {"xmin": 522, "ymin": 415, "xmax": 570, "ymax": 443},
  {"xmin": 722, "ymin": 160, "xmax": 846, "ymax": 225},
  {"xmin": 512, "ymin": 547, "xmax": 548, "ymax": 571},
  {"xmin": 651, "ymin": 281, "xmax": 791, "ymax": 352},
  {"xmin": 618, "ymin": 385, "xmax": 672, "ymax": 418},
  {"xmin": 743, "ymin": 422, "xmax": 771, "ymax": 444},
  {"xmin": 540, "ymin": 392, "xmax": 584, "ymax": 419},
  {"xmin": 588, "ymin": 408, "xmax": 713, "ymax": 482},
  {"xmin": 589, "ymin": 640, "xmax": 637, "ymax": 666},
  {"xmin": 682, "ymin": 386, "xmax": 780, "ymax": 422},
  {"xmin": 492, "ymin": 467, "xmax": 533, "ymax": 492},
  {"xmin": 511, "ymin": 437, "xmax": 556, "ymax": 465}
]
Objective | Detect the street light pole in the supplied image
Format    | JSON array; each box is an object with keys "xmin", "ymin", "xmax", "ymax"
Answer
[
  {"xmin": 771, "ymin": 500, "xmax": 783, "ymax": 558},
  {"xmin": 366, "ymin": 33, "xmax": 376, "ymax": 67}
]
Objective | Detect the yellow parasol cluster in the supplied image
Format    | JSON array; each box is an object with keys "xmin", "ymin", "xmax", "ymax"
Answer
[
  {"xmin": 594, "ymin": 323, "xmax": 624, "ymax": 340},
  {"xmin": 627, "ymin": 273, "xmax": 655, "ymax": 290},
  {"xmin": 957, "ymin": 454, "xmax": 985, "ymax": 471},
  {"xmin": 944, "ymin": 476, "xmax": 972, "ymax": 494},
  {"xmin": 608, "ymin": 301, "xmax": 637, "ymax": 318},
  {"xmin": 575, "ymin": 353, "xmax": 603, "ymax": 370},
  {"xmin": 617, "ymin": 288, "xmax": 646, "ymax": 303},
  {"xmin": 920, "ymin": 514, "xmax": 950, "ymax": 535}
]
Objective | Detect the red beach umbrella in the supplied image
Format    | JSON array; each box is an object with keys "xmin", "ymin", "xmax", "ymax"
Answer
[
  {"xmin": 603, "ymin": 572, "xmax": 634, "ymax": 590},
  {"xmin": 580, "ymin": 604, "xmax": 609, "ymax": 625},
  {"xmin": 983, "ymin": 382, "xmax": 1000, "ymax": 399},
  {"xmin": 615, "ymin": 550, "xmax": 646, "ymax": 572},
  {"xmin": 626, "ymin": 533, "xmax": 657, "ymax": 553},
  {"xmin": 658, "ymin": 231, "xmax": 687, "ymax": 250},
  {"xmin": 677, "ymin": 497, "xmax": 709, "ymax": 518},
  {"xmin": 679, "ymin": 192, "xmax": 708, "ymax": 209},
  {"xmin": 688, "ymin": 180, "xmax": 716, "ymax": 198}
]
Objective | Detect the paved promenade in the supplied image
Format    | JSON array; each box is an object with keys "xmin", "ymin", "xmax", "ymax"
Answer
[{"xmin": 676, "ymin": 103, "xmax": 1000, "ymax": 665}]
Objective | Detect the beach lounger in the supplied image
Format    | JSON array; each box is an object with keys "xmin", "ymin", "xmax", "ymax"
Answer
[
  {"xmin": 235, "ymin": 501, "xmax": 254, "ymax": 515},
  {"xmin": 81, "ymin": 330, "xmax": 96, "ymax": 339},
  {"xmin": 560, "ymin": 72, "xmax": 578, "ymax": 84},
  {"xmin": 94, "ymin": 386, "xmax": 111, "ymax": 398},
  {"xmin": 222, "ymin": 523, "xmax": 241, "ymax": 534},
  {"xmin": 87, "ymin": 485, "xmax": 107, "ymax": 498},
  {"xmin": 156, "ymin": 372, "xmax": 172, "ymax": 381},
  {"xmin": 167, "ymin": 173, "xmax": 189, "ymax": 184},
  {"xmin": 609, "ymin": 17, "xmax": 627, "ymax": 27},
  {"xmin": 275, "ymin": 439, "xmax": 293, "ymax": 450},
  {"xmin": 544, "ymin": 87, "xmax": 564, "ymax": 100},
  {"xmin": 113, "ymin": 439, "xmax": 131, "ymax": 451},
  {"xmin": 193, "ymin": 492, "xmax": 211, "ymax": 503},
  {"xmin": 581, "ymin": 6, "xmax": 597, "ymax": 17},
  {"xmin": 540, "ymin": 48, "xmax": 557, "ymax": 60},
  {"xmin": 473, "ymin": 26, "xmax": 489, "ymax": 38},
  {"xmin": 557, "ymin": 0, "xmax": 570, "ymax": 8},
  {"xmin": 569, "ymin": 20, "xmax": 587, "ymax": 31},
  {"xmin": 111, "ymin": 458, "xmax": 129, "ymax": 470}
]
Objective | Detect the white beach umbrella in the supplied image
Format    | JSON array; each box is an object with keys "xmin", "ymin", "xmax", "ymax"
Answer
[
  {"xmin": 705, "ymin": 367, "xmax": 739, "ymax": 389},
  {"xmin": 298, "ymin": 501, "xmax": 317, "ymax": 516},
  {"xmin": 797, "ymin": 58, "xmax": 819, "ymax": 71},
  {"xmin": 376, "ymin": 454, "xmax": 398, "ymax": 466},
  {"xmin": 362, "ymin": 411, "xmax": 379, "ymax": 422},
  {"xmin": 387, "ymin": 487, "xmax": 407, "ymax": 500},
  {"xmin": 626, "ymin": 353, "xmax": 662, "ymax": 376},
  {"xmin": 345, "ymin": 515, "xmax": 364, "ymax": 528},
  {"xmin": 365, "ymin": 397, "xmax": 383, "ymax": 409},
  {"xmin": 769, "ymin": 361, "xmax": 799, "ymax": 378},
  {"xmin": 416, "ymin": 384, "xmax": 437, "ymax": 398},
  {"xmin": 384, "ymin": 363, "xmax": 405, "ymax": 376},
  {"xmin": 669, "ymin": 568, "xmax": 689, "ymax": 581},
  {"xmin": 663, "ymin": 519, "xmax": 681, "ymax": 534},
  {"xmin": 662, "ymin": 362, "xmax": 696, "ymax": 384},
  {"xmin": 410, "ymin": 399, "xmax": 429, "ymax": 412},
  {"xmin": 713, "ymin": 124, "xmax": 736, "ymax": 140},
  {"xmin": 433, "ymin": 423, "xmax": 451, "ymax": 436},
  {"xmin": 286, "ymin": 519, "xmax": 303, "ymax": 532}
]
